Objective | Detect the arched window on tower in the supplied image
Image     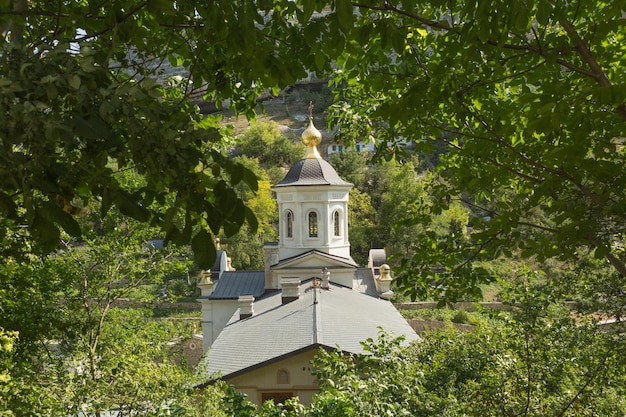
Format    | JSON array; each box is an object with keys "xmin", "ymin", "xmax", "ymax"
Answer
[
  {"xmin": 308, "ymin": 211, "xmax": 318, "ymax": 237},
  {"xmin": 286, "ymin": 210, "xmax": 293, "ymax": 238},
  {"xmin": 333, "ymin": 210, "xmax": 340, "ymax": 237}
]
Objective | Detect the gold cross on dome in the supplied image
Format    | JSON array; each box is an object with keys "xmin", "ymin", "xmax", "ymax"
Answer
[{"xmin": 309, "ymin": 101, "xmax": 313, "ymax": 119}]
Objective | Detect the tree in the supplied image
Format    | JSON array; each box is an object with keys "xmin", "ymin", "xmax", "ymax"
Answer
[
  {"xmin": 236, "ymin": 122, "xmax": 305, "ymax": 168},
  {"xmin": 1, "ymin": 1, "xmax": 324, "ymax": 267},
  {"xmin": 352, "ymin": 158, "xmax": 470, "ymax": 274},
  {"xmin": 329, "ymin": 151, "xmax": 368, "ymax": 189},
  {"xmin": 0, "ymin": 206, "xmax": 223, "ymax": 415},
  {"xmin": 222, "ymin": 176, "xmax": 279, "ymax": 270},
  {"xmin": 287, "ymin": 0, "xmax": 626, "ymax": 304},
  {"xmin": 347, "ymin": 188, "xmax": 376, "ymax": 265},
  {"xmin": 226, "ymin": 281, "xmax": 626, "ymax": 417}
]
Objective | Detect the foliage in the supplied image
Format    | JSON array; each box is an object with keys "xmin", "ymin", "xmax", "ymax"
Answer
[
  {"xmin": 221, "ymin": 158, "xmax": 279, "ymax": 270},
  {"xmin": 329, "ymin": 151, "xmax": 368, "ymax": 189},
  {"xmin": 346, "ymin": 188, "xmax": 377, "ymax": 265},
  {"xmin": 0, "ymin": 199, "xmax": 199, "ymax": 415},
  {"xmin": 0, "ymin": 0, "xmax": 337, "ymax": 267},
  {"xmin": 306, "ymin": 0, "xmax": 626, "ymax": 303},
  {"xmin": 353, "ymin": 159, "xmax": 471, "ymax": 275},
  {"xmin": 210, "ymin": 278, "xmax": 626, "ymax": 416},
  {"xmin": 0, "ymin": 328, "xmax": 19, "ymax": 416},
  {"xmin": 52, "ymin": 308, "xmax": 186, "ymax": 415},
  {"xmin": 166, "ymin": 278, "xmax": 195, "ymax": 299},
  {"xmin": 236, "ymin": 122, "xmax": 305, "ymax": 168},
  {"xmin": 400, "ymin": 307, "xmax": 481, "ymax": 325},
  {"xmin": 305, "ymin": 282, "xmax": 626, "ymax": 416},
  {"xmin": 3, "ymin": 0, "xmax": 626, "ymax": 413},
  {"xmin": 292, "ymin": 84, "xmax": 335, "ymax": 113},
  {"xmin": 3, "ymin": 0, "xmax": 622, "ymax": 306}
]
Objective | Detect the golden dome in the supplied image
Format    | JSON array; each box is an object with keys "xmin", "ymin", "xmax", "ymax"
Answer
[
  {"xmin": 301, "ymin": 102, "xmax": 322, "ymax": 159},
  {"xmin": 301, "ymin": 116, "xmax": 322, "ymax": 147},
  {"xmin": 302, "ymin": 117, "xmax": 322, "ymax": 159}
]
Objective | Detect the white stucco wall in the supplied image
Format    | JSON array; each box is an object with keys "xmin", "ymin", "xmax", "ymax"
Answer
[
  {"xmin": 275, "ymin": 187, "xmax": 350, "ymax": 260},
  {"xmin": 200, "ymin": 299, "xmax": 239, "ymax": 350}
]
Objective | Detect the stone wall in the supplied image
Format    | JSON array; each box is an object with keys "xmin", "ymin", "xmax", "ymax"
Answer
[
  {"xmin": 395, "ymin": 301, "xmax": 577, "ymax": 311},
  {"xmin": 108, "ymin": 299, "xmax": 200, "ymax": 310}
]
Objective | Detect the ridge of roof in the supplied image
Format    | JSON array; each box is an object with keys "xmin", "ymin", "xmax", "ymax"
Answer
[{"xmin": 273, "ymin": 249, "xmax": 358, "ymax": 268}]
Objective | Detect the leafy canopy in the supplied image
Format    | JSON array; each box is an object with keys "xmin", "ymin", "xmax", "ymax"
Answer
[
  {"xmin": 303, "ymin": 0, "xmax": 626, "ymax": 303},
  {"xmin": 0, "ymin": 0, "xmax": 316, "ymax": 267},
  {"xmin": 2, "ymin": 0, "xmax": 624, "ymax": 298}
]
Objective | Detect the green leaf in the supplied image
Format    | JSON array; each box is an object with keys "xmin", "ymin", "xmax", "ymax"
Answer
[
  {"xmin": 192, "ymin": 228, "xmax": 216, "ymax": 270},
  {"xmin": 593, "ymin": 245, "xmax": 607, "ymax": 259},
  {"xmin": 114, "ymin": 191, "xmax": 151, "ymax": 222},
  {"xmin": 241, "ymin": 166, "xmax": 258, "ymax": 192},
  {"xmin": 100, "ymin": 188, "xmax": 113, "ymax": 218},
  {"xmin": 335, "ymin": 0, "xmax": 353, "ymax": 32},
  {"xmin": 31, "ymin": 210, "xmax": 60, "ymax": 253},
  {"xmin": 68, "ymin": 73, "xmax": 81, "ymax": 90},
  {"xmin": 40, "ymin": 200, "xmax": 81, "ymax": 237},
  {"xmin": 244, "ymin": 206, "xmax": 258, "ymax": 233},
  {"xmin": 314, "ymin": 52, "xmax": 326, "ymax": 72},
  {"xmin": 301, "ymin": 0, "xmax": 315, "ymax": 22},
  {"xmin": 536, "ymin": 0, "xmax": 552, "ymax": 25},
  {"xmin": 475, "ymin": 0, "xmax": 491, "ymax": 42}
]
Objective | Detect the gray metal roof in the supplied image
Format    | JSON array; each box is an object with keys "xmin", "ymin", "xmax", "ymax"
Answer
[
  {"xmin": 353, "ymin": 268, "xmax": 378, "ymax": 296},
  {"xmin": 273, "ymin": 158, "xmax": 352, "ymax": 187},
  {"xmin": 208, "ymin": 271, "xmax": 266, "ymax": 300},
  {"xmin": 204, "ymin": 280, "xmax": 419, "ymax": 379}
]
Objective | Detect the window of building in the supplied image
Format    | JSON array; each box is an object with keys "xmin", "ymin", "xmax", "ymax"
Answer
[
  {"xmin": 333, "ymin": 210, "xmax": 340, "ymax": 236},
  {"xmin": 308, "ymin": 211, "xmax": 318, "ymax": 237},
  {"xmin": 277, "ymin": 369, "xmax": 290, "ymax": 384},
  {"xmin": 262, "ymin": 392, "xmax": 294, "ymax": 405},
  {"xmin": 286, "ymin": 210, "xmax": 293, "ymax": 238}
]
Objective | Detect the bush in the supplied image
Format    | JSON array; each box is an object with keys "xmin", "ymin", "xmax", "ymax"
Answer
[
  {"xmin": 167, "ymin": 279, "xmax": 191, "ymax": 298},
  {"xmin": 451, "ymin": 309, "xmax": 470, "ymax": 324}
]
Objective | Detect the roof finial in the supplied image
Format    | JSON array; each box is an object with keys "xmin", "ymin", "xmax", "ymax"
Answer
[{"xmin": 301, "ymin": 102, "xmax": 322, "ymax": 159}]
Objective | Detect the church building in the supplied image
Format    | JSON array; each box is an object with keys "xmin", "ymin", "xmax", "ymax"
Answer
[{"xmin": 197, "ymin": 115, "xmax": 418, "ymax": 406}]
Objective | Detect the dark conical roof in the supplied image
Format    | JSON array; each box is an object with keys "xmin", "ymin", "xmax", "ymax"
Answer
[{"xmin": 273, "ymin": 158, "xmax": 353, "ymax": 187}]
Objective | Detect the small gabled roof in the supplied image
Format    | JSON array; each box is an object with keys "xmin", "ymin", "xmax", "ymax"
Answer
[
  {"xmin": 207, "ymin": 271, "xmax": 266, "ymax": 300},
  {"xmin": 273, "ymin": 249, "xmax": 358, "ymax": 269},
  {"xmin": 272, "ymin": 158, "xmax": 352, "ymax": 188},
  {"xmin": 203, "ymin": 281, "xmax": 419, "ymax": 380}
]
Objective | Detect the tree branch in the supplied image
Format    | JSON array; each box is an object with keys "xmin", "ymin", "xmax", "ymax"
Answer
[
  {"xmin": 10, "ymin": 0, "xmax": 27, "ymax": 46},
  {"xmin": 353, "ymin": 2, "xmax": 452, "ymax": 31},
  {"xmin": 456, "ymin": 59, "xmax": 547, "ymax": 97},
  {"xmin": 74, "ymin": 1, "xmax": 149, "ymax": 43},
  {"xmin": 586, "ymin": 234, "xmax": 626, "ymax": 278},
  {"xmin": 559, "ymin": 19, "xmax": 626, "ymax": 120},
  {"xmin": 457, "ymin": 102, "xmax": 610, "ymax": 210},
  {"xmin": 555, "ymin": 350, "xmax": 610, "ymax": 417}
]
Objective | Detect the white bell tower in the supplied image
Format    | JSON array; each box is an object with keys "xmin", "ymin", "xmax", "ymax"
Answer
[{"xmin": 272, "ymin": 111, "xmax": 353, "ymax": 262}]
